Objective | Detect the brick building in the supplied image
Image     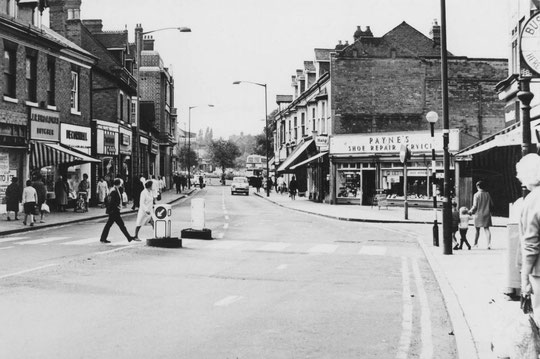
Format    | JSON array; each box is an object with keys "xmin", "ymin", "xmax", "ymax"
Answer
[
  {"xmin": 49, "ymin": 0, "xmax": 137, "ymax": 202},
  {"xmin": 0, "ymin": 0, "xmax": 97, "ymax": 208},
  {"xmin": 135, "ymin": 26, "xmax": 177, "ymax": 189},
  {"xmin": 275, "ymin": 21, "xmax": 507, "ymax": 208}
]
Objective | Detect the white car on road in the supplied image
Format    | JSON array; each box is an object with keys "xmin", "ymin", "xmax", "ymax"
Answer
[{"xmin": 231, "ymin": 177, "xmax": 249, "ymax": 195}]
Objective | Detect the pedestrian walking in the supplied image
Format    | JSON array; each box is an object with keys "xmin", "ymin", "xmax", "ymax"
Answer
[
  {"xmin": 516, "ymin": 154, "xmax": 540, "ymax": 326},
  {"xmin": 22, "ymin": 179, "xmax": 37, "ymax": 227},
  {"xmin": 32, "ymin": 175, "xmax": 47, "ymax": 223},
  {"xmin": 273, "ymin": 175, "xmax": 278, "ymax": 193},
  {"xmin": 5, "ymin": 177, "xmax": 21, "ymax": 221},
  {"xmin": 99, "ymin": 178, "xmax": 138, "ymax": 244},
  {"xmin": 76, "ymin": 173, "xmax": 89, "ymax": 212},
  {"xmin": 175, "ymin": 173, "xmax": 181, "ymax": 194},
  {"xmin": 96, "ymin": 177, "xmax": 109, "ymax": 209},
  {"xmin": 255, "ymin": 175, "xmax": 262, "ymax": 193},
  {"xmin": 458, "ymin": 206, "xmax": 472, "ymax": 250},
  {"xmin": 55, "ymin": 175, "xmax": 69, "ymax": 212},
  {"xmin": 289, "ymin": 176, "xmax": 298, "ymax": 200},
  {"xmin": 451, "ymin": 202, "xmax": 459, "ymax": 250},
  {"xmin": 134, "ymin": 180, "xmax": 155, "ymax": 240},
  {"xmin": 468, "ymin": 180, "xmax": 493, "ymax": 249},
  {"xmin": 198, "ymin": 175, "xmax": 204, "ymax": 188},
  {"xmin": 277, "ymin": 175, "xmax": 285, "ymax": 194},
  {"xmin": 267, "ymin": 176, "xmax": 273, "ymax": 194},
  {"xmin": 131, "ymin": 175, "xmax": 144, "ymax": 210}
]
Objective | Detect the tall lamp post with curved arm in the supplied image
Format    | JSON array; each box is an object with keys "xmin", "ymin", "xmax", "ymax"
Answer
[
  {"xmin": 187, "ymin": 104, "xmax": 214, "ymax": 188},
  {"xmin": 133, "ymin": 25, "xmax": 191, "ymax": 183},
  {"xmin": 426, "ymin": 111, "xmax": 439, "ymax": 247},
  {"xmin": 232, "ymin": 80, "xmax": 269, "ymax": 197}
]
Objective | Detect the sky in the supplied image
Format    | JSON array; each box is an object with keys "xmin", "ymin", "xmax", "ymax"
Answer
[{"xmin": 56, "ymin": 0, "xmax": 509, "ymax": 139}]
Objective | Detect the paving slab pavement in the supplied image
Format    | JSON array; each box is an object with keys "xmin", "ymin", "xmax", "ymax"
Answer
[{"xmin": 255, "ymin": 190, "xmax": 516, "ymax": 359}]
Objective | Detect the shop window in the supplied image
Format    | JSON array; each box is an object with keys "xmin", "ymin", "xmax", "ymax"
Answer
[
  {"xmin": 25, "ymin": 55, "xmax": 37, "ymax": 102},
  {"xmin": 337, "ymin": 171, "xmax": 361, "ymax": 198},
  {"xmin": 70, "ymin": 70, "xmax": 79, "ymax": 113},
  {"xmin": 3, "ymin": 46, "xmax": 16, "ymax": 98}
]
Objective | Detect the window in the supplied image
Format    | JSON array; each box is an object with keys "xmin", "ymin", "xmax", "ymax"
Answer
[
  {"xmin": 26, "ymin": 55, "xmax": 37, "ymax": 102},
  {"xmin": 119, "ymin": 93, "xmax": 124, "ymax": 122},
  {"xmin": 47, "ymin": 58, "xmax": 55, "ymax": 106},
  {"xmin": 6, "ymin": 0, "xmax": 17, "ymax": 17},
  {"xmin": 312, "ymin": 108, "xmax": 316, "ymax": 131},
  {"xmin": 301, "ymin": 113, "xmax": 305, "ymax": 137},
  {"xmin": 3, "ymin": 47, "xmax": 16, "ymax": 98},
  {"xmin": 131, "ymin": 97, "xmax": 137, "ymax": 125},
  {"xmin": 293, "ymin": 117, "xmax": 298, "ymax": 140},
  {"xmin": 70, "ymin": 71, "xmax": 79, "ymax": 112}
]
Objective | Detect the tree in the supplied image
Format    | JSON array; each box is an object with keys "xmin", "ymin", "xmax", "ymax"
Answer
[
  {"xmin": 176, "ymin": 145, "xmax": 198, "ymax": 171},
  {"xmin": 208, "ymin": 139, "xmax": 241, "ymax": 173}
]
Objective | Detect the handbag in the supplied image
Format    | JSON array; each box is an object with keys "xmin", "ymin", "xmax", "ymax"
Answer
[
  {"xmin": 41, "ymin": 203, "xmax": 50, "ymax": 213},
  {"xmin": 157, "ymin": 192, "xmax": 162, "ymax": 201}
]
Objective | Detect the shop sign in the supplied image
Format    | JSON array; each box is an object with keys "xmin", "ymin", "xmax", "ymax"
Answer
[
  {"xmin": 97, "ymin": 130, "xmax": 118, "ymax": 155},
  {"xmin": 315, "ymin": 135, "xmax": 329, "ymax": 150},
  {"xmin": 0, "ymin": 110, "xmax": 26, "ymax": 126},
  {"xmin": 151, "ymin": 141, "xmax": 159, "ymax": 154},
  {"xmin": 61, "ymin": 123, "xmax": 91, "ymax": 152},
  {"xmin": 521, "ymin": 13, "xmax": 540, "ymax": 77},
  {"xmin": 119, "ymin": 127, "xmax": 131, "ymax": 154},
  {"xmin": 29, "ymin": 108, "xmax": 59, "ymax": 141},
  {"xmin": 330, "ymin": 130, "xmax": 460, "ymax": 155},
  {"xmin": 140, "ymin": 136, "xmax": 149, "ymax": 146}
]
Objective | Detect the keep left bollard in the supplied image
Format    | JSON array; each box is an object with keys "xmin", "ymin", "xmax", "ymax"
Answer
[{"xmin": 146, "ymin": 203, "xmax": 182, "ymax": 248}]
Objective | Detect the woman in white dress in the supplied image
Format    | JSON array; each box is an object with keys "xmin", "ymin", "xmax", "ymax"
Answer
[{"xmin": 134, "ymin": 180, "xmax": 154, "ymax": 240}]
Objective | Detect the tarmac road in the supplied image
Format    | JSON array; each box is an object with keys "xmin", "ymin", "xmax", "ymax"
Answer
[{"xmin": 0, "ymin": 185, "xmax": 457, "ymax": 358}]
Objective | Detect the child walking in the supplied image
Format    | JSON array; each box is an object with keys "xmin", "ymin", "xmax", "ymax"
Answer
[
  {"xmin": 458, "ymin": 206, "xmax": 472, "ymax": 250},
  {"xmin": 452, "ymin": 202, "xmax": 460, "ymax": 250}
]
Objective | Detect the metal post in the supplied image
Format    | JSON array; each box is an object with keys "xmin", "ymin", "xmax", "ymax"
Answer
[
  {"xmin": 517, "ymin": 78, "xmax": 534, "ymax": 198},
  {"xmin": 264, "ymin": 84, "xmax": 270, "ymax": 197},
  {"xmin": 188, "ymin": 106, "xmax": 192, "ymax": 189},
  {"xmin": 403, "ymin": 160, "xmax": 408, "ymax": 220},
  {"xmin": 440, "ymin": 0, "xmax": 452, "ymax": 255},
  {"xmin": 431, "ymin": 122, "xmax": 439, "ymax": 246}
]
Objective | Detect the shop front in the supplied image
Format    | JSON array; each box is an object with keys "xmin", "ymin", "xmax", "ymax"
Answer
[
  {"xmin": 93, "ymin": 119, "xmax": 119, "ymax": 187},
  {"xmin": 150, "ymin": 139, "xmax": 159, "ymax": 178},
  {"xmin": 138, "ymin": 134, "xmax": 149, "ymax": 177},
  {"xmin": 329, "ymin": 130, "xmax": 465, "ymax": 206},
  {"xmin": 119, "ymin": 126, "xmax": 132, "ymax": 198},
  {"xmin": 0, "ymin": 109, "xmax": 27, "ymax": 211}
]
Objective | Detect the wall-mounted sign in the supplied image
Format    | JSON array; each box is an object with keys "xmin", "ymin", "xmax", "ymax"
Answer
[
  {"xmin": 60, "ymin": 123, "xmax": 91, "ymax": 154},
  {"xmin": 119, "ymin": 127, "xmax": 131, "ymax": 155},
  {"xmin": 315, "ymin": 135, "xmax": 329, "ymax": 150},
  {"xmin": 30, "ymin": 108, "xmax": 59, "ymax": 141},
  {"xmin": 521, "ymin": 13, "xmax": 540, "ymax": 77},
  {"xmin": 95, "ymin": 119, "xmax": 119, "ymax": 156},
  {"xmin": 140, "ymin": 136, "xmax": 149, "ymax": 146},
  {"xmin": 330, "ymin": 130, "xmax": 460, "ymax": 155},
  {"xmin": 151, "ymin": 141, "xmax": 159, "ymax": 154}
]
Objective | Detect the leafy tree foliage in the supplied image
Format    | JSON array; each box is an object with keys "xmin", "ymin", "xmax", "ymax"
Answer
[
  {"xmin": 176, "ymin": 145, "xmax": 199, "ymax": 171},
  {"xmin": 208, "ymin": 139, "xmax": 241, "ymax": 172}
]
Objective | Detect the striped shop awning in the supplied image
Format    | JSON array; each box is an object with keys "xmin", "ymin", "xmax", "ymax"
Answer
[{"xmin": 31, "ymin": 142, "xmax": 101, "ymax": 169}]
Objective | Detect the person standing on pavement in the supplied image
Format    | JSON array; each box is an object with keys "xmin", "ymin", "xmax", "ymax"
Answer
[
  {"xmin": 267, "ymin": 176, "xmax": 273, "ymax": 194},
  {"xmin": 516, "ymin": 153, "xmax": 540, "ymax": 326},
  {"xmin": 133, "ymin": 180, "xmax": 155, "ymax": 241},
  {"xmin": 131, "ymin": 175, "xmax": 144, "ymax": 210},
  {"xmin": 468, "ymin": 180, "xmax": 493, "ymax": 249},
  {"xmin": 32, "ymin": 174, "xmax": 47, "ymax": 223},
  {"xmin": 277, "ymin": 175, "xmax": 285, "ymax": 194},
  {"xmin": 77, "ymin": 173, "xmax": 89, "ymax": 211},
  {"xmin": 22, "ymin": 179, "xmax": 37, "ymax": 226},
  {"xmin": 96, "ymin": 177, "xmax": 109, "ymax": 209},
  {"xmin": 5, "ymin": 177, "xmax": 21, "ymax": 221},
  {"xmin": 55, "ymin": 175, "xmax": 69, "ymax": 212},
  {"xmin": 458, "ymin": 207, "xmax": 472, "ymax": 250},
  {"xmin": 100, "ymin": 178, "xmax": 138, "ymax": 244},
  {"xmin": 289, "ymin": 176, "xmax": 298, "ymax": 200}
]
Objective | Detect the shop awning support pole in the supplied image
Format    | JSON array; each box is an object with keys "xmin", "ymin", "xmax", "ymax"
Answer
[{"xmin": 517, "ymin": 77, "xmax": 534, "ymax": 198}]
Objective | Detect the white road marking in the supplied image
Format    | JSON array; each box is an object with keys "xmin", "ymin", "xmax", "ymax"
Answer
[
  {"xmin": 412, "ymin": 258, "xmax": 434, "ymax": 359},
  {"xmin": 276, "ymin": 264, "xmax": 288, "ymax": 270},
  {"xmin": 260, "ymin": 242, "xmax": 291, "ymax": 252},
  {"xmin": 307, "ymin": 244, "xmax": 338, "ymax": 254},
  {"xmin": 358, "ymin": 245, "xmax": 387, "ymax": 256},
  {"xmin": 209, "ymin": 240, "xmax": 243, "ymax": 249},
  {"xmin": 214, "ymin": 295, "xmax": 243, "ymax": 307},
  {"xmin": 0, "ymin": 263, "xmax": 59, "ymax": 280},
  {"xmin": 396, "ymin": 257, "xmax": 413, "ymax": 359},
  {"xmin": 17, "ymin": 236, "xmax": 69, "ymax": 245},
  {"xmin": 0, "ymin": 236, "xmax": 29, "ymax": 243},
  {"xmin": 62, "ymin": 237, "xmax": 100, "ymax": 245},
  {"xmin": 223, "ymin": 223, "xmax": 229, "ymax": 229}
]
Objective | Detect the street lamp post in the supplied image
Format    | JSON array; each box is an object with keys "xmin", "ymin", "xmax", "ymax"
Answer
[
  {"xmin": 188, "ymin": 105, "xmax": 214, "ymax": 189},
  {"xmin": 426, "ymin": 111, "xmax": 440, "ymax": 247},
  {"xmin": 440, "ymin": 0, "xmax": 452, "ymax": 255},
  {"xmin": 133, "ymin": 25, "xmax": 191, "ymax": 183},
  {"xmin": 233, "ymin": 80, "xmax": 270, "ymax": 197}
]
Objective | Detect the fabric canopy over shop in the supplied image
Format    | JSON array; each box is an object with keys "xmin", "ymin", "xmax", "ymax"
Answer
[
  {"xmin": 290, "ymin": 152, "xmax": 328, "ymax": 170},
  {"xmin": 276, "ymin": 139, "xmax": 314, "ymax": 172},
  {"xmin": 455, "ymin": 119, "xmax": 540, "ymax": 160},
  {"xmin": 31, "ymin": 142, "xmax": 101, "ymax": 169}
]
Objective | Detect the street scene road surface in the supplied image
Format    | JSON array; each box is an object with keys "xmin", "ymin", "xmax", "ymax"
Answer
[{"xmin": 0, "ymin": 186, "xmax": 456, "ymax": 358}]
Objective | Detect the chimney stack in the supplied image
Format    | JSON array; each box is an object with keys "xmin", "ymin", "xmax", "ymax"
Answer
[{"xmin": 430, "ymin": 19, "xmax": 441, "ymax": 47}]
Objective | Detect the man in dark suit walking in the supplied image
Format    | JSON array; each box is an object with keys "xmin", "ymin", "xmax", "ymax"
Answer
[{"xmin": 100, "ymin": 178, "xmax": 139, "ymax": 244}]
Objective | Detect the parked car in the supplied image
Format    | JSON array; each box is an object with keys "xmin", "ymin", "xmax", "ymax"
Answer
[{"xmin": 231, "ymin": 177, "xmax": 249, "ymax": 195}]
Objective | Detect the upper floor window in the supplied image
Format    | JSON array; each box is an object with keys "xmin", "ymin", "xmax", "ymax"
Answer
[
  {"xmin": 293, "ymin": 117, "xmax": 298, "ymax": 140},
  {"xmin": 25, "ymin": 55, "xmax": 37, "ymax": 102},
  {"xmin": 312, "ymin": 108, "xmax": 316, "ymax": 131},
  {"xmin": 301, "ymin": 113, "xmax": 305, "ymax": 137},
  {"xmin": 47, "ymin": 58, "xmax": 55, "ymax": 106},
  {"xmin": 3, "ymin": 46, "xmax": 16, "ymax": 98},
  {"xmin": 6, "ymin": 0, "xmax": 17, "ymax": 17},
  {"xmin": 67, "ymin": 8, "xmax": 80, "ymax": 20},
  {"xmin": 119, "ymin": 93, "xmax": 124, "ymax": 122},
  {"xmin": 70, "ymin": 71, "xmax": 79, "ymax": 112}
]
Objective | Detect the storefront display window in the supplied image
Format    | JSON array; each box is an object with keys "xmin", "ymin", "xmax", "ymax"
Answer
[{"xmin": 337, "ymin": 171, "xmax": 361, "ymax": 198}]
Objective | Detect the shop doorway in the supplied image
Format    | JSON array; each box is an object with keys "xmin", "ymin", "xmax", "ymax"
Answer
[{"xmin": 362, "ymin": 170, "xmax": 376, "ymax": 205}]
